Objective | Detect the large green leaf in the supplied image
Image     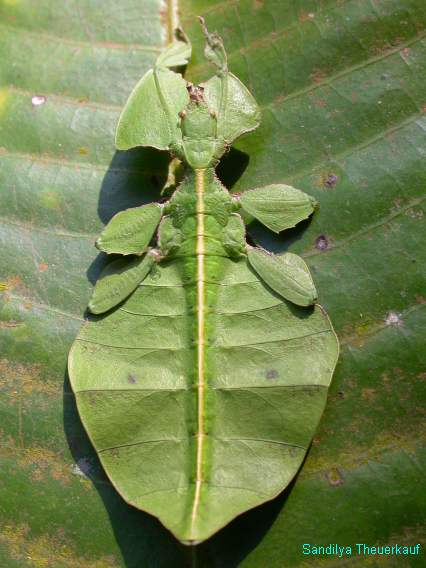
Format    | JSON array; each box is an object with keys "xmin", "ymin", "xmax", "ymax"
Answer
[{"xmin": 1, "ymin": 0, "xmax": 425, "ymax": 566}]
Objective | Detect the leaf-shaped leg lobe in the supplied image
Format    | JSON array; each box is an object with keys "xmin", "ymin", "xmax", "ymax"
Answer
[
  {"xmin": 96, "ymin": 203, "xmax": 163, "ymax": 255},
  {"xmin": 247, "ymin": 247, "xmax": 318, "ymax": 307},
  {"xmin": 239, "ymin": 184, "xmax": 317, "ymax": 233},
  {"xmin": 88, "ymin": 253, "xmax": 156, "ymax": 314}
]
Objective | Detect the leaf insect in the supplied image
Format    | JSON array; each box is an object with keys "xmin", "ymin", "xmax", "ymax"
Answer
[{"xmin": 69, "ymin": 19, "xmax": 339, "ymax": 544}]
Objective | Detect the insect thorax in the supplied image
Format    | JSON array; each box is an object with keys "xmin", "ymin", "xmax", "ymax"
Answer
[
  {"xmin": 159, "ymin": 169, "xmax": 245, "ymax": 259},
  {"xmin": 179, "ymin": 99, "xmax": 226, "ymax": 169}
]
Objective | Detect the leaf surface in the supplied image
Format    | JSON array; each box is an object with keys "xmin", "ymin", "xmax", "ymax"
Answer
[{"xmin": 1, "ymin": 0, "xmax": 425, "ymax": 565}]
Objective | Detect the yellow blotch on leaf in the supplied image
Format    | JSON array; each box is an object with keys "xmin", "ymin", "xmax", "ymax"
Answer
[
  {"xmin": 0, "ymin": 88, "xmax": 9, "ymax": 116},
  {"xmin": 41, "ymin": 188, "xmax": 61, "ymax": 210}
]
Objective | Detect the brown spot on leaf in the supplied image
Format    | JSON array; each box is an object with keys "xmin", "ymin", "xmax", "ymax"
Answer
[
  {"xmin": 128, "ymin": 373, "xmax": 137, "ymax": 384},
  {"xmin": 265, "ymin": 369, "xmax": 278, "ymax": 380},
  {"xmin": 0, "ymin": 359, "xmax": 58, "ymax": 397},
  {"xmin": 0, "ymin": 320, "xmax": 22, "ymax": 329},
  {"xmin": 326, "ymin": 467, "xmax": 344, "ymax": 486},
  {"xmin": 273, "ymin": 93, "xmax": 286, "ymax": 105},
  {"xmin": 310, "ymin": 68, "xmax": 327, "ymax": 84},
  {"xmin": 324, "ymin": 173, "xmax": 338, "ymax": 188},
  {"xmin": 393, "ymin": 197, "xmax": 403, "ymax": 209},
  {"xmin": 299, "ymin": 10, "xmax": 315, "ymax": 22},
  {"xmin": 0, "ymin": 275, "xmax": 22, "ymax": 292},
  {"xmin": 361, "ymin": 388, "xmax": 377, "ymax": 401},
  {"xmin": 315, "ymin": 234, "xmax": 330, "ymax": 250},
  {"xmin": 405, "ymin": 207, "xmax": 423, "ymax": 219},
  {"xmin": 6, "ymin": 444, "xmax": 73, "ymax": 486},
  {"xmin": 313, "ymin": 98, "xmax": 326, "ymax": 108}
]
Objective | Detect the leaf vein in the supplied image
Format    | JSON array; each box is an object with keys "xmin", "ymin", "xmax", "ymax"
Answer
[
  {"xmin": 0, "ymin": 216, "xmax": 96, "ymax": 239},
  {"xmin": 0, "ymin": 22, "xmax": 162, "ymax": 52},
  {"xmin": 4, "ymin": 293, "xmax": 84, "ymax": 322},
  {"xmin": 285, "ymin": 112, "xmax": 423, "ymax": 187},
  {"xmin": 266, "ymin": 31, "xmax": 426, "ymax": 110},
  {"xmin": 303, "ymin": 193, "xmax": 426, "ymax": 258}
]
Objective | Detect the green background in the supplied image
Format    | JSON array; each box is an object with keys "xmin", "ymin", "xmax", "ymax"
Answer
[{"xmin": 0, "ymin": 0, "xmax": 425, "ymax": 566}]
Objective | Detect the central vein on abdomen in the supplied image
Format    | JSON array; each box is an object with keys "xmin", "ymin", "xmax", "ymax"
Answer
[{"xmin": 190, "ymin": 167, "xmax": 206, "ymax": 533}]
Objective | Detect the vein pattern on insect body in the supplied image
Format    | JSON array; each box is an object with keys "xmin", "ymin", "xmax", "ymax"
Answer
[{"xmin": 161, "ymin": 160, "xmax": 245, "ymax": 534}]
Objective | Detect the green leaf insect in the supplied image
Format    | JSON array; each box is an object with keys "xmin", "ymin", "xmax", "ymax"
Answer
[{"xmin": 68, "ymin": 20, "xmax": 339, "ymax": 545}]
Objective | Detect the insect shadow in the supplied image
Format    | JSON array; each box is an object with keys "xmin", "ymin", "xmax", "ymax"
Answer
[{"xmin": 64, "ymin": 144, "xmax": 313, "ymax": 567}]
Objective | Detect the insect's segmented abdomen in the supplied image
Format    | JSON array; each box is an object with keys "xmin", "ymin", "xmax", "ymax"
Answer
[{"xmin": 162, "ymin": 167, "xmax": 235, "ymax": 536}]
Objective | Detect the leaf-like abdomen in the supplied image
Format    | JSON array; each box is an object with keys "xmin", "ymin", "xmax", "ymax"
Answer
[{"xmin": 69, "ymin": 257, "xmax": 338, "ymax": 542}]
